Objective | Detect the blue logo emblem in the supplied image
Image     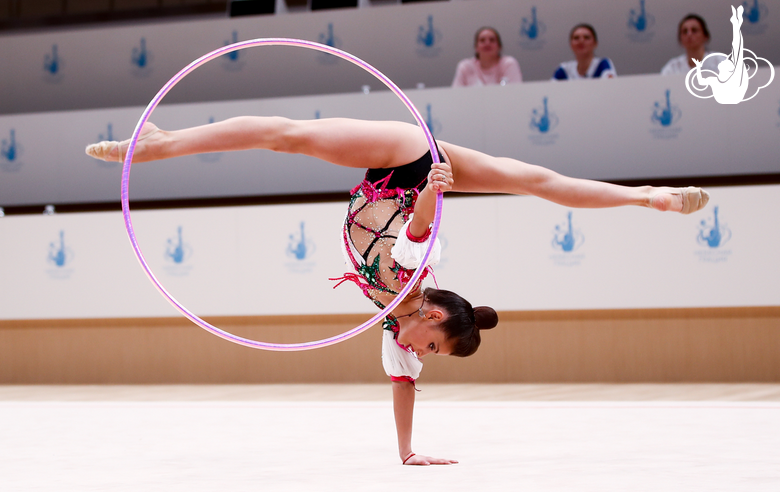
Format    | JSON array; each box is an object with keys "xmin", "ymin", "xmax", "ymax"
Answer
[
  {"xmin": 552, "ymin": 211, "xmax": 585, "ymax": 253},
  {"xmin": 286, "ymin": 222, "xmax": 316, "ymax": 273},
  {"xmin": 314, "ymin": 110, "xmax": 321, "ymax": 119},
  {"xmin": 317, "ymin": 23, "xmax": 342, "ymax": 64},
  {"xmin": 519, "ymin": 6, "xmax": 546, "ymax": 50},
  {"xmin": 651, "ymin": 90, "xmax": 680, "ymax": 127},
  {"xmin": 626, "ymin": 0, "xmax": 656, "ymax": 42},
  {"xmin": 162, "ymin": 226, "xmax": 194, "ymax": 276},
  {"xmin": 47, "ymin": 230, "xmax": 74, "ymax": 273},
  {"xmin": 530, "ymin": 97, "xmax": 558, "ymax": 134},
  {"xmin": 423, "ymin": 104, "xmax": 442, "ymax": 137},
  {"xmin": 550, "ymin": 212, "xmax": 585, "ymax": 266},
  {"xmin": 741, "ymin": 0, "xmax": 768, "ymax": 34},
  {"xmin": 1, "ymin": 129, "xmax": 23, "ymax": 172},
  {"xmin": 43, "ymin": 44, "xmax": 64, "ymax": 83},
  {"xmin": 695, "ymin": 206, "xmax": 732, "ymax": 263},
  {"xmin": 287, "ymin": 222, "xmax": 315, "ymax": 260},
  {"xmin": 650, "ymin": 89, "xmax": 682, "ymax": 139},
  {"xmin": 165, "ymin": 226, "xmax": 192, "ymax": 265},
  {"xmin": 221, "ymin": 30, "xmax": 246, "ymax": 71},
  {"xmin": 697, "ymin": 206, "xmax": 731, "ymax": 249},
  {"xmin": 528, "ymin": 97, "xmax": 559, "ymax": 145},
  {"xmin": 131, "ymin": 37, "xmax": 154, "ymax": 76},
  {"xmin": 416, "ymin": 15, "xmax": 442, "ymax": 57}
]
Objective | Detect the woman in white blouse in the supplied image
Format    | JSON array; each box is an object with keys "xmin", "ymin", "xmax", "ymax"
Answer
[{"xmin": 661, "ymin": 14, "xmax": 722, "ymax": 75}]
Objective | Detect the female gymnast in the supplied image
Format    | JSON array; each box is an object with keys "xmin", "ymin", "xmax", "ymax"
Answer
[{"xmin": 87, "ymin": 116, "xmax": 709, "ymax": 465}]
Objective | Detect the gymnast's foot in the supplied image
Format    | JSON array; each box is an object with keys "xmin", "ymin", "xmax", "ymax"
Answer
[
  {"xmin": 85, "ymin": 122, "xmax": 161, "ymax": 163},
  {"xmin": 648, "ymin": 186, "xmax": 710, "ymax": 214}
]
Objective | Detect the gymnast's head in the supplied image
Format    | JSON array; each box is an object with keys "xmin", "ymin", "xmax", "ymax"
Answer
[{"xmin": 397, "ymin": 288, "xmax": 498, "ymax": 358}]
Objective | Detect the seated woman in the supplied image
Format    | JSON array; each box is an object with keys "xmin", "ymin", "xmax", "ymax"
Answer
[
  {"xmin": 87, "ymin": 116, "xmax": 708, "ymax": 465},
  {"xmin": 452, "ymin": 27, "xmax": 522, "ymax": 87},
  {"xmin": 552, "ymin": 24, "xmax": 616, "ymax": 80},
  {"xmin": 661, "ymin": 13, "xmax": 723, "ymax": 75}
]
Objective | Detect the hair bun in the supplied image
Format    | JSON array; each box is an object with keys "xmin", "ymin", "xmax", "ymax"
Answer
[{"xmin": 473, "ymin": 306, "xmax": 498, "ymax": 330}]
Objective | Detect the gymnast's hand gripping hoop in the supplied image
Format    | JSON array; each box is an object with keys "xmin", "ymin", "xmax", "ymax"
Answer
[{"xmin": 121, "ymin": 38, "xmax": 442, "ymax": 351}]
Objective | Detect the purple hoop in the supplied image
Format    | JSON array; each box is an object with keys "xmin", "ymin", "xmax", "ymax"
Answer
[{"xmin": 122, "ymin": 38, "xmax": 442, "ymax": 351}]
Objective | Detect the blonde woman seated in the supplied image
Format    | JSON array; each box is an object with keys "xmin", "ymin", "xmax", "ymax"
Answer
[{"xmin": 452, "ymin": 27, "xmax": 522, "ymax": 87}]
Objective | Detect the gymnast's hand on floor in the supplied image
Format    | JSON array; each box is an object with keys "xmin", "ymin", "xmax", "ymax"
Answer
[
  {"xmin": 427, "ymin": 160, "xmax": 453, "ymax": 193},
  {"xmin": 403, "ymin": 453, "xmax": 459, "ymax": 466}
]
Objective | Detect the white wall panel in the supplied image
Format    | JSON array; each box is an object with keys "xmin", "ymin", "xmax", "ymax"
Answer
[{"xmin": 1, "ymin": 185, "xmax": 777, "ymax": 320}]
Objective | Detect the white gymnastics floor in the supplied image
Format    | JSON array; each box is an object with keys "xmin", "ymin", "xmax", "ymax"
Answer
[{"xmin": 1, "ymin": 384, "xmax": 779, "ymax": 492}]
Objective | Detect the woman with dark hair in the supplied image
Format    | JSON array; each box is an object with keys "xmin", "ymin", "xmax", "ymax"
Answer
[
  {"xmin": 661, "ymin": 14, "xmax": 723, "ymax": 75},
  {"xmin": 452, "ymin": 27, "xmax": 522, "ymax": 87},
  {"xmin": 87, "ymin": 116, "xmax": 708, "ymax": 465},
  {"xmin": 553, "ymin": 23, "xmax": 616, "ymax": 80}
]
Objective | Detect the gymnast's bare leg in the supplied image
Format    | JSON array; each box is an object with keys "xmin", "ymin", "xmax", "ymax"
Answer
[{"xmin": 86, "ymin": 117, "xmax": 708, "ymax": 214}]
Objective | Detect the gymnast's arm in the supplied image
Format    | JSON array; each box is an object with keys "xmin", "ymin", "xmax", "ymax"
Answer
[
  {"xmin": 392, "ymin": 380, "xmax": 458, "ymax": 465},
  {"xmin": 407, "ymin": 155, "xmax": 453, "ymax": 238}
]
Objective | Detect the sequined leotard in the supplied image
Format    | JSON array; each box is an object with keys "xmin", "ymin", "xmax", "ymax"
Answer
[{"xmin": 335, "ymin": 150, "xmax": 440, "ymax": 311}]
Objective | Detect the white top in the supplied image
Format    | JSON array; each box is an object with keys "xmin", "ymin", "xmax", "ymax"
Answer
[
  {"xmin": 382, "ymin": 329, "xmax": 423, "ymax": 380},
  {"xmin": 552, "ymin": 58, "xmax": 616, "ymax": 80},
  {"xmin": 661, "ymin": 53, "xmax": 724, "ymax": 75},
  {"xmin": 390, "ymin": 218, "xmax": 441, "ymax": 270},
  {"xmin": 381, "ymin": 217, "xmax": 441, "ymax": 379},
  {"xmin": 452, "ymin": 56, "xmax": 523, "ymax": 87},
  {"xmin": 340, "ymin": 214, "xmax": 439, "ymax": 380}
]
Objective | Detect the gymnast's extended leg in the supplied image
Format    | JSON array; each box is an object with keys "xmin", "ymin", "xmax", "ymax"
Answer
[
  {"xmin": 86, "ymin": 116, "xmax": 431, "ymax": 170},
  {"xmin": 440, "ymin": 141, "xmax": 708, "ymax": 214}
]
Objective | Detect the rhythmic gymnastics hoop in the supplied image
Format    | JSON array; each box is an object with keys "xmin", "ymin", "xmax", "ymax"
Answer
[{"xmin": 121, "ymin": 38, "xmax": 442, "ymax": 351}]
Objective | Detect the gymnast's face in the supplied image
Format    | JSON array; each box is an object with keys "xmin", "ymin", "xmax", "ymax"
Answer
[
  {"xmin": 679, "ymin": 19, "xmax": 708, "ymax": 51},
  {"xmin": 570, "ymin": 27, "xmax": 597, "ymax": 59},
  {"xmin": 397, "ymin": 313, "xmax": 454, "ymax": 358}
]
